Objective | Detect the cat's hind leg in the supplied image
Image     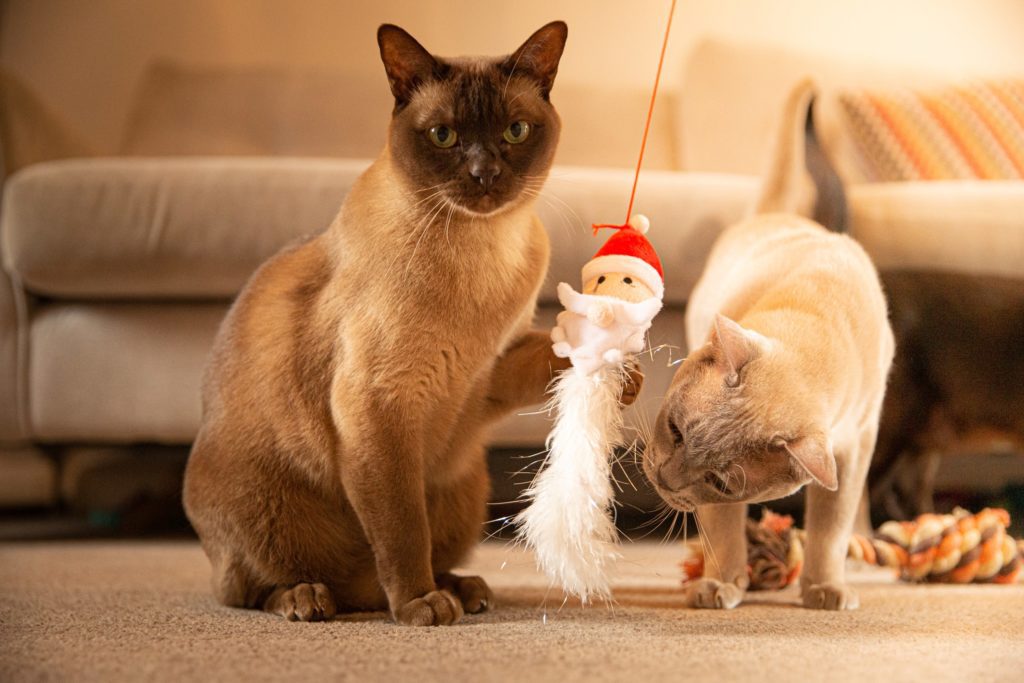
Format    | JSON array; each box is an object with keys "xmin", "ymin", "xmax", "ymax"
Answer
[
  {"xmin": 263, "ymin": 583, "xmax": 338, "ymax": 622},
  {"xmin": 207, "ymin": 542, "xmax": 341, "ymax": 621},
  {"xmin": 685, "ymin": 502, "xmax": 749, "ymax": 609},
  {"xmin": 435, "ymin": 572, "xmax": 493, "ymax": 614}
]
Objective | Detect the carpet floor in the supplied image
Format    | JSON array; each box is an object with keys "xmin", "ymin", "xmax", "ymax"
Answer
[{"xmin": 1, "ymin": 540, "xmax": 1021, "ymax": 682}]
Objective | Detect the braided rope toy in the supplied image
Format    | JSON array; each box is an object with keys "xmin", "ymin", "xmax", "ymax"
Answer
[{"xmin": 681, "ymin": 508, "xmax": 1023, "ymax": 590}]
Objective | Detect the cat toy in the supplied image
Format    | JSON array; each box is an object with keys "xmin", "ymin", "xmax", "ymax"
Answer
[
  {"xmin": 680, "ymin": 508, "xmax": 1023, "ymax": 591},
  {"xmin": 515, "ymin": 0, "xmax": 676, "ymax": 603}
]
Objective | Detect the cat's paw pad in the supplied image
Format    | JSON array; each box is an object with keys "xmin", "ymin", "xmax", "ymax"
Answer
[
  {"xmin": 802, "ymin": 582, "xmax": 859, "ymax": 611},
  {"xmin": 684, "ymin": 578, "xmax": 744, "ymax": 609},
  {"xmin": 395, "ymin": 589, "xmax": 464, "ymax": 626},
  {"xmin": 267, "ymin": 582, "xmax": 337, "ymax": 622},
  {"xmin": 436, "ymin": 573, "xmax": 494, "ymax": 614},
  {"xmin": 620, "ymin": 363, "xmax": 644, "ymax": 406}
]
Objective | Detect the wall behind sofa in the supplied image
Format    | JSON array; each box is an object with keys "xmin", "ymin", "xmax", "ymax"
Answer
[{"xmin": 3, "ymin": 0, "xmax": 1024, "ymax": 166}]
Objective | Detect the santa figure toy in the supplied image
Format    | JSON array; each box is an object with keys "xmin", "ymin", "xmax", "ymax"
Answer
[{"xmin": 516, "ymin": 214, "xmax": 664, "ymax": 603}]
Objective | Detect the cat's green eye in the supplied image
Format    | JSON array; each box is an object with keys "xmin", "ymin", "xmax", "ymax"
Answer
[
  {"xmin": 503, "ymin": 120, "xmax": 531, "ymax": 144},
  {"xmin": 428, "ymin": 125, "xmax": 458, "ymax": 148}
]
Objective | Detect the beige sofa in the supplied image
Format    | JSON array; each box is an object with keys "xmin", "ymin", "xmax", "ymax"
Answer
[{"xmin": 3, "ymin": 38, "xmax": 1022, "ymax": 509}]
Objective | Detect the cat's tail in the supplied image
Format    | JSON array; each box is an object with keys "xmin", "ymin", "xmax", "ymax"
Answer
[{"xmin": 755, "ymin": 78, "xmax": 847, "ymax": 233}]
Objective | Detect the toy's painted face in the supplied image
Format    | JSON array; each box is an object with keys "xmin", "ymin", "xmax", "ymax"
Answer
[{"xmin": 583, "ymin": 272, "xmax": 654, "ymax": 303}]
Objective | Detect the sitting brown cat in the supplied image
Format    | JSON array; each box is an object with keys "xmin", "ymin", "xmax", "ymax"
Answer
[
  {"xmin": 643, "ymin": 80, "xmax": 895, "ymax": 610},
  {"xmin": 183, "ymin": 22, "xmax": 574, "ymax": 626}
]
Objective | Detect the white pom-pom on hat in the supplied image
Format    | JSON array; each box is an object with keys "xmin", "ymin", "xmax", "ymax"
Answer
[{"xmin": 628, "ymin": 214, "xmax": 650, "ymax": 235}]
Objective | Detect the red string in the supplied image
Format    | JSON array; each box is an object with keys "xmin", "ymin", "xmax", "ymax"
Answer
[{"xmin": 592, "ymin": 0, "xmax": 677, "ymax": 235}]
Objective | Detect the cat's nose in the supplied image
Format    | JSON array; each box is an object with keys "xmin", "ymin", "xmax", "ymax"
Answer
[
  {"xmin": 469, "ymin": 160, "xmax": 501, "ymax": 189},
  {"xmin": 468, "ymin": 147, "xmax": 501, "ymax": 189}
]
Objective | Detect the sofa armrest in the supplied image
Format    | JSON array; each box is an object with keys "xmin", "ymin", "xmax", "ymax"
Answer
[
  {"xmin": 849, "ymin": 181, "xmax": 1024, "ymax": 279},
  {"xmin": 0, "ymin": 263, "xmax": 29, "ymax": 443},
  {"xmin": 2, "ymin": 157, "xmax": 370, "ymax": 299}
]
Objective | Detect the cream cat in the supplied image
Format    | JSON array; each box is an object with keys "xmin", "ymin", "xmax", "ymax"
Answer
[
  {"xmin": 643, "ymin": 80, "xmax": 894, "ymax": 610},
  {"xmin": 183, "ymin": 22, "xmax": 576, "ymax": 626}
]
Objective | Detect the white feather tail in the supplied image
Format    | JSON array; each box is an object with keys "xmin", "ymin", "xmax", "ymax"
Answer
[{"xmin": 515, "ymin": 365, "xmax": 625, "ymax": 603}]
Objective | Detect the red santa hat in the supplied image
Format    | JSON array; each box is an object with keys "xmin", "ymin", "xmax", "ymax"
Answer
[{"xmin": 581, "ymin": 214, "xmax": 664, "ymax": 300}]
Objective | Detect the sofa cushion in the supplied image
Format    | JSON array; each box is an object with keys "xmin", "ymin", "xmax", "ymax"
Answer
[
  {"xmin": 120, "ymin": 61, "xmax": 679, "ymax": 170},
  {"xmin": 839, "ymin": 81, "xmax": 1024, "ymax": 181},
  {"xmin": 849, "ymin": 181, "xmax": 1024, "ymax": 279},
  {"xmin": 676, "ymin": 37, "xmax": 1022, "ymax": 184},
  {"xmin": 24, "ymin": 298, "xmax": 687, "ymax": 448},
  {"xmin": 121, "ymin": 63, "xmax": 392, "ymax": 160},
  {"xmin": 2, "ymin": 158, "xmax": 757, "ymax": 304},
  {"xmin": 28, "ymin": 303, "xmax": 225, "ymax": 443}
]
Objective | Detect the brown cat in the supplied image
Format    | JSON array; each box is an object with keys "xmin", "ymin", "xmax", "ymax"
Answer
[
  {"xmin": 642, "ymin": 80, "xmax": 895, "ymax": 610},
  {"xmin": 183, "ymin": 22, "xmax": 573, "ymax": 626},
  {"xmin": 870, "ymin": 270, "xmax": 1024, "ymax": 521}
]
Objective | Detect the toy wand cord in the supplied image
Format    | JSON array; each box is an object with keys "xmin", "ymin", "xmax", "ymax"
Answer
[{"xmin": 515, "ymin": 0, "xmax": 677, "ymax": 603}]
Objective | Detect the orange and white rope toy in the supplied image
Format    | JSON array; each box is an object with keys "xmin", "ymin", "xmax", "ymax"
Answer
[{"xmin": 681, "ymin": 507, "xmax": 1023, "ymax": 590}]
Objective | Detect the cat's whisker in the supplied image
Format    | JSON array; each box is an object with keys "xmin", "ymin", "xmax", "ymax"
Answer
[
  {"xmin": 533, "ymin": 193, "xmax": 583, "ymax": 241},
  {"xmin": 632, "ymin": 404, "xmax": 654, "ymax": 447},
  {"xmin": 692, "ymin": 510, "xmax": 723, "ymax": 578},
  {"xmin": 630, "ymin": 501, "xmax": 674, "ymax": 538},
  {"xmin": 443, "ymin": 200, "xmax": 457, "ymax": 252},
  {"xmin": 535, "ymin": 189, "xmax": 586, "ymax": 235},
  {"xmin": 409, "ymin": 184, "xmax": 450, "ymax": 200},
  {"xmin": 411, "ymin": 181, "xmax": 449, "ymax": 195},
  {"xmin": 506, "ymin": 89, "xmax": 530, "ymax": 108},
  {"xmin": 403, "ymin": 197, "xmax": 451, "ymax": 277},
  {"xmin": 733, "ymin": 464, "xmax": 749, "ymax": 497},
  {"xmin": 661, "ymin": 509, "xmax": 683, "ymax": 545},
  {"xmin": 394, "ymin": 194, "xmax": 446, "ymax": 251},
  {"xmin": 613, "ymin": 443, "xmax": 640, "ymax": 494},
  {"xmin": 408, "ymin": 186, "xmax": 450, "ymax": 209}
]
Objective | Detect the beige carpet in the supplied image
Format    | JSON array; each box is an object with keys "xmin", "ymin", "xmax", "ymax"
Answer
[{"xmin": 1, "ymin": 540, "xmax": 1022, "ymax": 682}]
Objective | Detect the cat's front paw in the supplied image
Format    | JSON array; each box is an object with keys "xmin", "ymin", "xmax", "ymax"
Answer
[
  {"xmin": 620, "ymin": 363, "xmax": 644, "ymax": 406},
  {"xmin": 801, "ymin": 582, "xmax": 859, "ymax": 611},
  {"xmin": 395, "ymin": 589, "xmax": 464, "ymax": 626},
  {"xmin": 436, "ymin": 573, "xmax": 494, "ymax": 614},
  {"xmin": 684, "ymin": 578, "xmax": 745, "ymax": 609}
]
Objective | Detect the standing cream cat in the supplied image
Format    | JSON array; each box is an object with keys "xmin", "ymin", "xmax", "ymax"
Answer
[
  {"xmin": 643, "ymin": 80, "xmax": 894, "ymax": 610},
  {"xmin": 183, "ymin": 22, "xmax": 575, "ymax": 626}
]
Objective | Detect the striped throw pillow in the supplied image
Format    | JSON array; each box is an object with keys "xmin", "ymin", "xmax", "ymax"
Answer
[{"xmin": 839, "ymin": 81, "xmax": 1024, "ymax": 181}]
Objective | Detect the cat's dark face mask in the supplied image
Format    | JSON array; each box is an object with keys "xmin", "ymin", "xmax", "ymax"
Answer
[{"xmin": 378, "ymin": 22, "xmax": 566, "ymax": 216}]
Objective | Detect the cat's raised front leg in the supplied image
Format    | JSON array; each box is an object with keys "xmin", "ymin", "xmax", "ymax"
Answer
[
  {"xmin": 337, "ymin": 398, "xmax": 462, "ymax": 626},
  {"xmin": 685, "ymin": 502, "xmax": 749, "ymax": 609},
  {"xmin": 484, "ymin": 330, "xmax": 642, "ymax": 418},
  {"xmin": 800, "ymin": 428, "xmax": 876, "ymax": 611},
  {"xmin": 483, "ymin": 330, "xmax": 570, "ymax": 418}
]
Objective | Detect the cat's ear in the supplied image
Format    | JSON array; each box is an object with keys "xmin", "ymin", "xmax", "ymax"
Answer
[
  {"xmin": 378, "ymin": 24, "xmax": 441, "ymax": 106},
  {"xmin": 784, "ymin": 433, "xmax": 838, "ymax": 491},
  {"xmin": 503, "ymin": 21, "xmax": 568, "ymax": 97},
  {"xmin": 710, "ymin": 314, "xmax": 762, "ymax": 386}
]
